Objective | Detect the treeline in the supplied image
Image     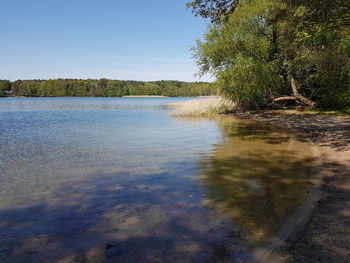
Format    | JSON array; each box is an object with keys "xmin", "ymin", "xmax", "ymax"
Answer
[
  {"xmin": 0, "ymin": 79, "xmax": 214, "ymax": 97},
  {"xmin": 189, "ymin": 0, "xmax": 350, "ymax": 109}
]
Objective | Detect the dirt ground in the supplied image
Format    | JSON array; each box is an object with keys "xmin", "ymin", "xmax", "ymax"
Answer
[{"xmin": 233, "ymin": 110, "xmax": 350, "ymax": 263}]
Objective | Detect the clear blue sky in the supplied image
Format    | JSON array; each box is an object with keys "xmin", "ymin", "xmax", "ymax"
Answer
[{"xmin": 0, "ymin": 0, "xmax": 212, "ymax": 81}]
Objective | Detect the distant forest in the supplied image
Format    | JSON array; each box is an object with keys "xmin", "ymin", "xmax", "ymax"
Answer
[{"xmin": 0, "ymin": 79, "xmax": 214, "ymax": 97}]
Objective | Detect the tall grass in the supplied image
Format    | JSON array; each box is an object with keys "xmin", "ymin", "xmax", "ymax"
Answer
[{"xmin": 169, "ymin": 97, "xmax": 237, "ymax": 116}]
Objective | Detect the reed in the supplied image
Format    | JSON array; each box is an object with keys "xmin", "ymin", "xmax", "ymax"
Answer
[{"xmin": 169, "ymin": 97, "xmax": 237, "ymax": 116}]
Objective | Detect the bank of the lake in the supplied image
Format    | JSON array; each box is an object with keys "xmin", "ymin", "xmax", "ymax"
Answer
[{"xmin": 232, "ymin": 110, "xmax": 350, "ymax": 263}]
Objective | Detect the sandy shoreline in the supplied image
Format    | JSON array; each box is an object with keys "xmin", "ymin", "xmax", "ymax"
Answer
[{"xmin": 232, "ymin": 110, "xmax": 350, "ymax": 262}]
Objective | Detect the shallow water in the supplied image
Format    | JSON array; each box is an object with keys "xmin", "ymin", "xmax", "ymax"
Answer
[{"xmin": 0, "ymin": 98, "xmax": 318, "ymax": 262}]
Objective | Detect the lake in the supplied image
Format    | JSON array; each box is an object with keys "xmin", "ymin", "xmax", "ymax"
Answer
[{"xmin": 0, "ymin": 97, "xmax": 318, "ymax": 262}]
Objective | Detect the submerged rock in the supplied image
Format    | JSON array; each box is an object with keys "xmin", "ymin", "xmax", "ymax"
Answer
[{"xmin": 105, "ymin": 243, "xmax": 120, "ymax": 257}]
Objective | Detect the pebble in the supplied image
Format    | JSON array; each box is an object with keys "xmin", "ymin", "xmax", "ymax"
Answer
[{"xmin": 105, "ymin": 243, "xmax": 120, "ymax": 257}]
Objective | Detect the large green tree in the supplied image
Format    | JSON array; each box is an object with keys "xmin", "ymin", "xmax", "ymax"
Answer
[{"xmin": 189, "ymin": 0, "xmax": 350, "ymax": 108}]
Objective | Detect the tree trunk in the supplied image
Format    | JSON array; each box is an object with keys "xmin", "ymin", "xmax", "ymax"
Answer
[
  {"xmin": 291, "ymin": 76, "xmax": 299, "ymax": 96},
  {"xmin": 273, "ymin": 75, "xmax": 316, "ymax": 107}
]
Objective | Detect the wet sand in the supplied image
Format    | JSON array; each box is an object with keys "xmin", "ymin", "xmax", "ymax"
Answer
[{"xmin": 233, "ymin": 110, "xmax": 350, "ymax": 262}]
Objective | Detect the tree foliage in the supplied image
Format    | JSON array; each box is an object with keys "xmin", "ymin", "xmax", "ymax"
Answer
[
  {"xmin": 0, "ymin": 79, "xmax": 214, "ymax": 97},
  {"xmin": 190, "ymin": 0, "xmax": 350, "ymax": 109},
  {"xmin": 187, "ymin": 0, "xmax": 238, "ymax": 22},
  {"xmin": 0, "ymin": 80, "xmax": 11, "ymax": 96}
]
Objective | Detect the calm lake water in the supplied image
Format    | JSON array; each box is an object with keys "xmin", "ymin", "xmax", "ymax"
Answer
[{"xmin": 0, "ymin": 98, "xmax": 318, "ymax": 262}]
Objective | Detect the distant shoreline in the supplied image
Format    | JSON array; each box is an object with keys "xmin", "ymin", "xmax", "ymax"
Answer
[
  {"xmin": 122, "ymin": 95, "xmax": 167, "ymax": 98},
  {"xmin": 0, "ymin": 95, "xmax": 217, "ymax": 99},
  {"xmin": 0, "ymin": 79, "xmax": 214, "ymax": 97}
]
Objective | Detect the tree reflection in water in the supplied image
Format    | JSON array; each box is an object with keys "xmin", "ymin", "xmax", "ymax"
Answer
[{"xmin": 181, "ymin": 116, "xmax": 318, "ymax": 247}]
